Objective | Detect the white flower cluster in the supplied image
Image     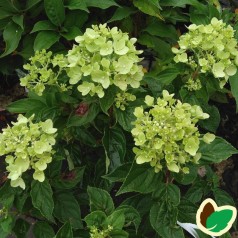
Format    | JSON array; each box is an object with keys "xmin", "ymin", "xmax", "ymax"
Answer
[
  {"xmin": 67, "ymin": 24, "xmax": 144, "ymax": 98},
  {"xmin": 172, "ymin": 18, "xmax": 238, "ymax": 88},
  {"xmin": 131, "ymin": 91, "xmax": 215, "ymax": 173},
  {"xmin": 0, "ymin": 115, "xmax": 57, "ymax": 189}
]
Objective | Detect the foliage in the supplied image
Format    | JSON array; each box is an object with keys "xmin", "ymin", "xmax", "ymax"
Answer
[{"xmin": 0, "ymin": 0, "xmax": 238, "ymax": 238}]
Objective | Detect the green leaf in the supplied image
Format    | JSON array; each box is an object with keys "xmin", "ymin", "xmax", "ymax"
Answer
[
  {"xmin": 86, "ymin": 0, "xmax": 120, "ymax": 9},
  {"xmin": 87, "ymin": 186, "xmax": 115, "ymax": 215},
  {"xmin": 198, "ymin": 104, "xmax": 220, "ymax": 133},
  {"xmin": 213, "ymin": 189, "xmax": 236, "ymax": 207},
  {"xmin": 184, "ymin": 181, "xmax": 207, "ymax": 203},
  {"xmin": 157, "ymin": 67, "xmax": 180, "ymax": 85},
  {"xmin": 61, "ymin": 26, "xmax": 82, "ymax": 40},
  {"xmin": 138, "ymin": 33, "xmax": 173, "ymax": 60},
  {"xmin": 115, "ymin": 106, "xmax": 136, "ymax": 132},
  {"xmin": 150, "ymin": 202, "xmax": 184, "ymax": 238},
  {"xmin": 160, "ymin": 0, "xmax": 204, "ymax": 10},
  {"xmin": 0, "ymin": 21, "xmax": 23, "ymax": 58},
  {"xmin": 133, "ymin": 0, "xmax": 163, "ymax": 19},
  {"xmin": 67, "ymin": 103, "xmax": 100, "ymax": 127},
  {"xmin": 106, "ymin": 210, "xmax": 125, "ymax": 230},
  {"xmin": 143, "ymin": 21, "xmax": 178, "ymax": 40},
  {"xmin": 117, "ymin": 162, "xmax": 162, "ymax": 195},
  {"xmin": 54, "ymin": 193, "xmax": 82, "ymax": 229},
  {"xmin": 0, "ymin": 181, "xmax": 15, "ymax": 208},
  {"xmin": 206, "ymin": 210, "xmax": 233, "ymax": 232},
  {"xmin": 12, "ymin": 15, "xmax": 24, "ymax": 29},
  {"xmin": 30, "ymin": 180, "xmax": 54, "ymax": 221},
  {"xmin": 66, "ymin": 0, "xmax": 89, "ymax": 12},
  {"xmin": 152, "ymin": 183, "xmax": 180, "ymax": 206},
  {"xmin": 107, "ymin": 7, "xmax": 136, "ymax": 23},
  {"xmin": 110, "ymin": 230, "xmax": 129, "ymax": 238},
  {"xmin": 102, "ymin": 163, "xmax": 131, "ymax": 182},
  {"xmin": 44, "ymin": 0, "xmax": 65, "ymax": 26},
  {"xmin": 229, "ymin": 72, "xmax": 238, "ymax": 111},
  {"xmin": 103, "ymin": 126, "xmax": 126, "ymax": 171},
  {"xmin": 0, "ymin": 0, "xmax": 20, "ymax": 12},
  {"xmin": 115, "ymin": 205, "xmax": 141, "ymax": 232},
  {"xmin": 51, "ymin": 166, "xmax": 85, "ymax": 189},
  {"xmin": 33, "ymin": 221, "xmax": 55, "ymax": 238},
  {"xmin": 199, "ymin": 137, "xmax": 238, "ymax": 163},
  {"xmin": 31, "ymin": 20, "xmax": 56, "ymax": 33},
  {"xmin": 55, "ymin": 222, "xmax": 73, "ymax": 238},
  {"xmin": 13, "ymin": 219, "xmax": 30, "ymax": 238},
  {"xmin": 178, "ymin": 199, "xmax": 198, "ymax": 224},
  {"xmin": 34, "ymin": 31, "xmax": 60, "ymax": 51},
  {"xmin": 84, "ymin": 211, "xmax": 107, "ymax": 227},
  {"xmin": 26, "ymin": 0, "xmax": 41, "ymax": 9},
  {"xmin": 7, "ymin": 98, "xmax": 46, "ymax": 113},
  {"xmin": 99, "ymin": 85, "xmax": 118, "ymax": 115}
]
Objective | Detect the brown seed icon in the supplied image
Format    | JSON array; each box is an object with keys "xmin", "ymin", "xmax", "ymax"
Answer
[{"xmin": 200, "ymin": 202, "xmax": 215, "ymax": 227}]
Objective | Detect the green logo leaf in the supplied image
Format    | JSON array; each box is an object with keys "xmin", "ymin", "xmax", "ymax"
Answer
[{"xmin": 206, "ymin": 210, "xmax": 233, "ymax": 232}]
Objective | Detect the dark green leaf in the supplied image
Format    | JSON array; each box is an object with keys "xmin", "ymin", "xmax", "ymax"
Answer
[
  {"xmin": 184, "ymin": 181, "xmax": 206, "ymax": 203},
  {"xmin": 0, "ymin": 21, "xmax": 23, "ymax": 58},
  {"xmin": 86, "ymin": 0, "xmax": 120, "ymax": 9},
  {"xmin": 13, "ymin": 219, "xmax": 30, "ymax": 238},
  {"xmin": 55, "ymin": 222, "xmax": 73, "ymax": 238},
  {"xmin": 67, "ymin": 103, "xmax": 100, "ymax": 127},
  {"xmin": 106, "ymin": 210, "xmax": 125, "ymax": 230},
  {"xmin": 107, "ymin": 7, "xmax": 136, "ymax": 23},
  {"xmin": 31, "ymin": 20, "xmax": 56, "ymax": 33},
  {"xmin": 54, "ymin": 193, "xmax": 83, "ymax": 229},
  {"xmin": 153, "ymin": 183, "xmax": 180, "ymax": 206},
  {"xmin": 115, "ymin": 106, "xmax": 136, "ymax": 132},
  {"xmin": 133, "ymin": 0, "xmax": 163, "ymax": 19},
  {"xmin": 198, "ymin": 104, "xmax": 220, "ymax": 133},
  {"xmin": 66, "ymin": 0, "xmax": 89, "ymax": 12},
  {"xmin": 157, "ymin": 67, "xmax": 180, "ymax": 85},
  {"xmin": 229, "ymin": 72, "xmax": 238, "ymax": 111},
  {"xmin": 51, "ymin": 167, "xmax": 85, "ymax": 189},
  {"xmin": 34, "ymin": 31, "xmax": 60, "ymax": 51},
  {"xmin": 110, "ymin": 230, "xmax": 129, "ymax": 238},
  {"xmin": 213, "ymin": 189, "xmax": 236, "ymax": 207},
  {"xmin": 117, "ymin": 163, "xmax": 162, "ymax": 195},
  {"xmin": 143, "ymin": 21, "xmax": 178, "ymax": 40},
  {"xmin": 87, "ymin": 186, "xmax": 114, "ymax": 215},
  {"xmin": 199, "ymin": 137, "xmax": 238, "ymax": 163},
  {"xmin": 99, "ymin": 85, "xmax": 118, "ymax": 114},
  {"xmin": 160, "ymin": 0, "xmax": 204, "ymax": 10},
  {"xmin": 178, "ymin": 199, "xmax": 198, "ymax": 224},
  {"xmin": 26, "ymin": 0, "xmax": 41, "ymax": 10},
  {"xmin": 30, "ymin": 180, "xmax": 54, "ymax": 221},
  {"xmin": 206, "ymin": 210, "xmax": 233, "ymax": 232},
  {"xmin": 33, "ymin": 221, "xmax": 55, "ymax": 238},
  {"xmin": 115, "ymin": 205, "xmax": 141, "ymax": 232},
  {"xmin": 84, "ymin": 211, "xmax": 107, "ymax": 227},
  {"xmin": 7, "ymin": 98, "xmax": 46, "ymax": 113},
  {"xmin": 103, "ymin": 126, "xmax": 126, "ymax": 171},
  {"xmin": 150, "ymin": 202, "xmax": 184, "ymax": 238},
  {"xmin": 12, "ymin": 15, "xmax": 24, "ymax": 29},
  {"xmin": 102, "ymin": 163, "xmax": 131, "ymax": 182},
  {"xmin": 61, "ymin": 26, "xmax": 82, "ymax": 40},
  {"xmin": 44, "ymin": 0, "xmax": 65, "ymax": 26}
]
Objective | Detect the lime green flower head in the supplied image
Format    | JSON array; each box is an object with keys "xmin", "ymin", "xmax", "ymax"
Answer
[
  {"xmin": 0, "ymin": 114, "xmax": 57, "ymax": 189},
  {"xmin": 172, "ymin": 17, "xmax": 238, "ymax": 88},
  {"xmin": 20, "ymin": 50, "xmax": 69, "ymax": 95},
  {"xmin": 131, "ymin": 90, "xmax": 214, "ymax": 173},
  {"xmin": 67, "ymin": 24, "xmax": 144, "ymax": 98}
]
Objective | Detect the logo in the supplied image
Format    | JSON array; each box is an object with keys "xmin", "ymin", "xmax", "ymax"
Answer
[{"xmin": 196, "ymin": 198, "xmax": 237, "ymax": 236}]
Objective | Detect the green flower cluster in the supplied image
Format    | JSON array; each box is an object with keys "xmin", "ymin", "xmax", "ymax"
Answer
[
  {"xmin": 131, "ymin": 90, "xmax": 215, "ymax": 173},
  {"xmin": 186, "ymin": 77, "xmax": 202, "ymax": 91},
  {"xmin": 67, "ymin": 24, "xmax": 144, "ymax": 98},
  {"xmin": 20, "ymin": 50, "xmax": 69, "ymax": 95},
  {"xmin": 0, "ymin": 115, "xmax": 57, "ymax": 189},
  {"xmin": 89, "ymin": 225, "xmax": 113, "ymax": 238},
  {"xmin": 172, "ymin": 17, "xmax": 238, "ymax": 88},
  {"xmin": 115, "ymin": 92, "xmax": 136, "ymax": 111}
]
